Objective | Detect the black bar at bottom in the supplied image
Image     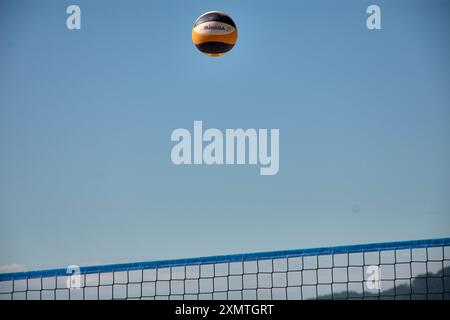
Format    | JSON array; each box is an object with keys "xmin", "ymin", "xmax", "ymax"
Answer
[{"xmin": 1, "ymin": 300, "xmax": 449, "ymax": 319}]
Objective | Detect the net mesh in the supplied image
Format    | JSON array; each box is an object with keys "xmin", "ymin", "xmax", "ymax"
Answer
[{"xmin": 1, "ymin": 239, "xmax": 449, "ymax": 300}]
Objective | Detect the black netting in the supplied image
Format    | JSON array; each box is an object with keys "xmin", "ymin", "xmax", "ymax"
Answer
[{"xmin": 1, "ymin": 244, "xmax": 449, "ymax": 300}]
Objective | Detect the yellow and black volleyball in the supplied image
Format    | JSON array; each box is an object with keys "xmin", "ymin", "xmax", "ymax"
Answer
[{"xmin": 192, "ymin": 11, "xmax": 237, "ymax": 57}]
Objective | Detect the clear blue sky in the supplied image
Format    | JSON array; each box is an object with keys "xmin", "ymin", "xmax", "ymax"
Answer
[{"xmin": 0, "ymin": 0, "xmax": 449, "ymax": 271}]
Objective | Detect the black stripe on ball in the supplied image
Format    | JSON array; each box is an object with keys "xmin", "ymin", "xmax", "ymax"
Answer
[
  {"xmin": 195, "ymin": 42, "xmax": 235, "ymax": 54},
  {"xmin": 194, "ymin": 12, "xmax": 236, "ymax": 28}
]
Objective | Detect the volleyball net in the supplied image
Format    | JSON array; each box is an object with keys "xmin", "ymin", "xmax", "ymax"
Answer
[{"xmin": 1, "ymin": 238, "xmax": 449, "ymax": 300}]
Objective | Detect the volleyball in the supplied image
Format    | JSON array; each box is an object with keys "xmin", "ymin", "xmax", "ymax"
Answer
[{"xmin": 192, "ymin": 11, "xmax": 238, "ymax": 57}]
